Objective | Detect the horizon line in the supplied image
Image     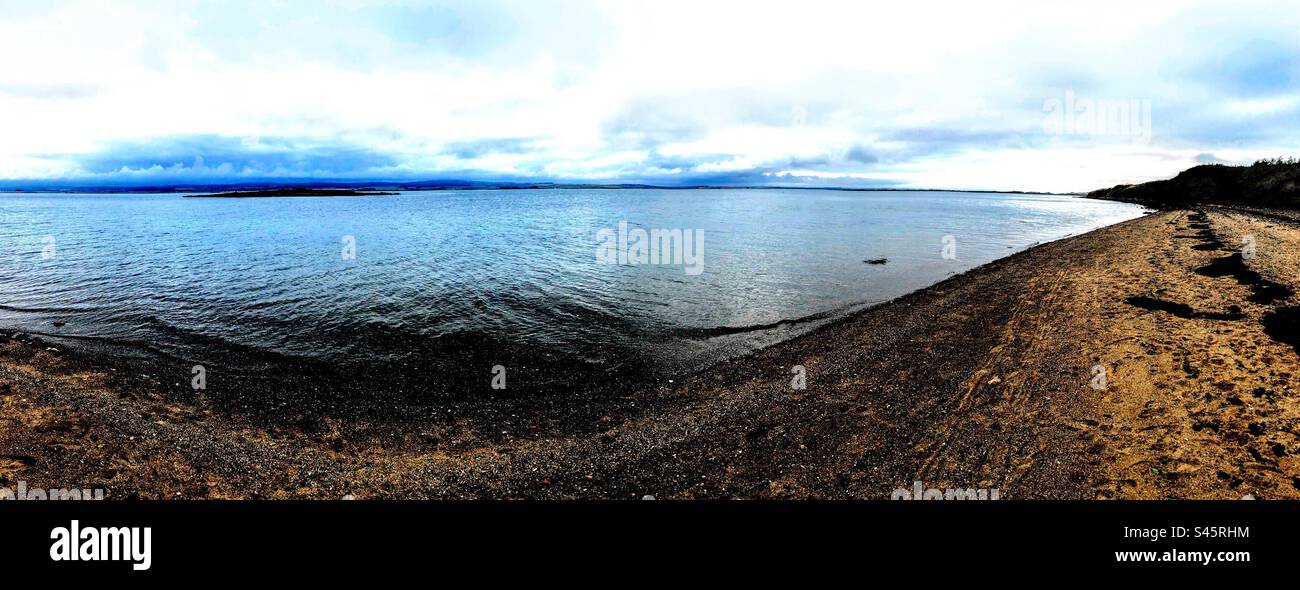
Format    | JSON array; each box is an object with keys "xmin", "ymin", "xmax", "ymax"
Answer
[{"xmin": 0, "ymin": 178, "xmax": 1094, "ymax": 196}]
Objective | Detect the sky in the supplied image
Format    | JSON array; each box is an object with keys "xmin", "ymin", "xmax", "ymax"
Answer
[{"xmin": 0, "ymin": 0, "xmax": 1297, "ymax": 192}]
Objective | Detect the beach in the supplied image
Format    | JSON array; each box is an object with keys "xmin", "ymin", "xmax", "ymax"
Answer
[{"xmin": 3, "ymin": 207, "xmax": 1299, "ymax": 499}]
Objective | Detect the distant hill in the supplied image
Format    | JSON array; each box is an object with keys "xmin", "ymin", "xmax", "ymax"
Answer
[{"xmin": 1088, "ymin": 159, "xmax": 1300, "ymax": 209}]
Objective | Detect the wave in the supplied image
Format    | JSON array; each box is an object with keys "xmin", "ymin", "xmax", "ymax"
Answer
[
  {"xmin": 671, "ymin": 306, "xmax": 849, "ymax": 338},
  {"xmin": 0, "ymin": 303, "xmax": 98, "ymax": 314}
]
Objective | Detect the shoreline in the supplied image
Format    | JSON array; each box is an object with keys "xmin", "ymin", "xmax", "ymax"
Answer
[{"xmin": 3, "ymin": 208, "xmax": 1300, "ymax": 498}]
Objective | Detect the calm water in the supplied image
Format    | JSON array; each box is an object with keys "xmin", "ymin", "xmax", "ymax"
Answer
[{"xmin": 0, "ymin": 189, "xmax": 1145, "ymax": 397}]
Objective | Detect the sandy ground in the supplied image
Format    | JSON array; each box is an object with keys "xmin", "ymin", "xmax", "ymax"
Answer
[{"xmin": 2, "ymin": 208, "xmax": 1298, "ymax": 499}]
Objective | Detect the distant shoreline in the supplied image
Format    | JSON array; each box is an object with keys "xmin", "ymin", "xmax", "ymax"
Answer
[
  {"xmin": 0, "ymin": 184, "xmax": 1085, "ymax": 196},
  {"xmin": 184, "ymin": 188, "xmax": 397, "ymax": 198}
]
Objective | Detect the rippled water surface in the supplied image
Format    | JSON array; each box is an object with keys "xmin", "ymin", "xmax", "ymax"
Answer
[{"xmin": 0, "ymin": 189, "xmax": 1145, "ymax": 395}]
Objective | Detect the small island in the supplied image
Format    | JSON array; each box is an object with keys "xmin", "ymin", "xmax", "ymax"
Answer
[{"xmin": 185, "ymin": 188, "xmax": 397, "ymax": 198}]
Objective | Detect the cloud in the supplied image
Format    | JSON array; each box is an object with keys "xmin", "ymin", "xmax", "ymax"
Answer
[
  {"xmin": 439, "ymin": 137, "xmax": 542, "ymax": 159},
  {"xmin": 34, "ymin": 135, "xmax": 402, "ymax": 182},
  {"xmin": 1194, "ymin": 153, "xmax": 1232, "ymax": 165},
  {"xmin": 844, "ymin": 146, "xmax": 878, "ymax": 165}
]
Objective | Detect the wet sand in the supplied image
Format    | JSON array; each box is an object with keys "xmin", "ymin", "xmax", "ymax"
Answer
[{"xmin": 3, "ymin": 208, "xmax": 1299, "ymax": 499}]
